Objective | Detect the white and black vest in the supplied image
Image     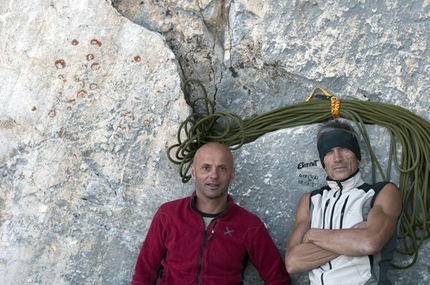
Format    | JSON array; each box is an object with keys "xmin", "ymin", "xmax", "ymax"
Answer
[{"xmin": 309, "ymin": 170, "xmax": 397, "ymax": 285}]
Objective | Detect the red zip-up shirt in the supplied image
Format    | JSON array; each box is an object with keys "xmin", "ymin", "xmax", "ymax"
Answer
[{"xmin": 131, "ymin": 193, "xmax": 290, "ymax": 285}]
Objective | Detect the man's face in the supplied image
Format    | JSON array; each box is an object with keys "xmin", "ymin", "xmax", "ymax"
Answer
[
  {"xmin": 191, "ymin": 143, "xmax": 235, "ymax": 202},
  {"xmin": 323, "ymin": 147, "xmax": 359, "ymax": 181}
]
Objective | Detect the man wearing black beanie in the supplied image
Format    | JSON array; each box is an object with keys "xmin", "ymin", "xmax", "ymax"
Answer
[{"xmin": 285, "ymin": 119, "xmax": 402, "ymax": 285}]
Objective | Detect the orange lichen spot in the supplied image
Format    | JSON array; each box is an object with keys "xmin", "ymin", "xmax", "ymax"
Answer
[
  {"xmin": 48, "ymin": 110, "xmax": 57, "ymax": 118},
  {"xmin": 59, "ymin": 127, "xmax": 67, "ymax": 138},
  {"xmin": 72, "ymin": 39, "xmax": 79, "ymax": 45},
  {"xmin": 133, "ymin": 55, "xmax": 141, "ymax": 62},
  {"xmin": 55, "ymin": 59, "xmax": 66, "ymax": 69},
  {"xmin": 77, "ymin": 90, "xmax": 87, "ymax": 98},
  {"xmin": 90, "ymin": 39, "xmax": 102, "ymax": 47},
  {"xmin": 68, "ymin": 99, "xmax": 76, "ymax": 103},
  {"xmin": 86, "ymin": 54, "xmax": 95, "ymax": 61},
  {"xmin": 31, "ymin": 106, "xmax": 37, "ymax": 111},
  {"xmin": 58, "ymin": 74, "xmax": 67, "ymax": 82},
  {"xmin": 67, "ymin": 106, "xmax": 72, "ymax": 111},
  {"xmin": 89, "ymin": 83, "xmax": 98, "ymax": 90},
  {"xmin": 90, "ymin": 62, "xmax": 100, "ymax": 70},
  {"xmin": 143, "ymin": 119, "xmax": 150, "ymax": 126}
]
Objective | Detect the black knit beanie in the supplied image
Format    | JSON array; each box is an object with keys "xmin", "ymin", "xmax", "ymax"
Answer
[{"xmin": 317, "ymin": 129, "xmax": 361, "ymax": 168}]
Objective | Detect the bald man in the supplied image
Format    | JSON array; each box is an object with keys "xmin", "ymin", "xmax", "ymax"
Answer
[{"xmin": 132, "ymin": 142, "xmax": 291, "ymax": 285}]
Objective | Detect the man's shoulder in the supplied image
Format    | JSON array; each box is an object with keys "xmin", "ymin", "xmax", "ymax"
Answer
[
  {"xmin": 370, "ymin": 181, "xmax": 392, "ymax": 192},
  {"xmin": 159, "ymin": 195, "xmax": 191, "ymax": 210},
  {"xmin": 230, "ymin": 202, "xmax": 263, "ymax": 223},
  {"xmin": 359, "ymin": 181, "xmax": 396, "ymax": 198},
  {"xmin": 370, "ymin": 182, "xmax": 401, "ymax": 203},
  {"xmin": 310, "ymin": 185, "xmax": 331, "ymax": 197}
]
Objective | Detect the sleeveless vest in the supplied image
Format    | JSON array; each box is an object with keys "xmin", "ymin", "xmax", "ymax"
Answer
[{"xmin": 309, "ymin": 171, "xmax": 397, "ymax": 285}]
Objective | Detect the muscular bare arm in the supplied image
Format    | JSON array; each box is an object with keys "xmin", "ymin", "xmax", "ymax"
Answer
[
  {"xmin": 285, "ymin": 183, "xmax": 402, "ymax": 274},
  {"xmin": 285, "ymin": 193, "xmax": 339, "ymax": 274},
  {"xmin": 303, "ymin": 183, "xmax": 402, "ymax": 256}
]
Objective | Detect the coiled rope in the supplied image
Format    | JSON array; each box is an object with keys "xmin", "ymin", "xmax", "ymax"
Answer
[{"xmin": 167, "ymin": 79, "xmax": 430, "ymax": 268}]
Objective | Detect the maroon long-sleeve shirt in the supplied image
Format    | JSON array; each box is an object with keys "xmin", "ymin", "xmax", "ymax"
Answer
[{"xmin": 131, "ymin": 193, "xmax": 290, "ymax": 285}]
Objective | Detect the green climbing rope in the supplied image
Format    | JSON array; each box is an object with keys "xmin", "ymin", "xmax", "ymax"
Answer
[{"xmin": 167, "ymin": 79, "xmax": 430, "ymax": 269}]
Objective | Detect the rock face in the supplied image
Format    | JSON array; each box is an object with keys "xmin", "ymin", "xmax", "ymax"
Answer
[
  {"xmin": 0, "ymin": 0, "xmax": 429, "ymax": 284},
  {"xmin": 0, "ymin": 0, "xmax": 189, "ymax": 284},
  {"xmin": 113, "ymin": 0, "xmax": 430, "ymax": 122}
]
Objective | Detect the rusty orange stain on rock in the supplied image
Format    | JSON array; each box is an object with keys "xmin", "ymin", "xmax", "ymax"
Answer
[
  {"xmin": 55, "ymin": 59, "xmax": 66, "ymax": 69},
  {"xmin": 90, "ymin": 39, "xmax": 102, "ymax": 47}
]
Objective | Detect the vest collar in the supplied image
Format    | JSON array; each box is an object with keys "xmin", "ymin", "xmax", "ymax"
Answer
[{"xmin": 326, "ymin": 169, "xmax": 364, "ymax": 193}]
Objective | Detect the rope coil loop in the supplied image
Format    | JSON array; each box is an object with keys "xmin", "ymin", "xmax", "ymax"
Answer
[
  {"xmin": 167, "ymin": 79, "xmax": 246, "ymax": 182},
  {"xmin": 167, "ymin": 79, "xmax": 430, "ymax": 268}
]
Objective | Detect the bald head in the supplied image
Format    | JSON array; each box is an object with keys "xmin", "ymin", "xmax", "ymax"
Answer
[{"xmin": 193, "ymin": 142, "xmax": 234, "ymax": 167}]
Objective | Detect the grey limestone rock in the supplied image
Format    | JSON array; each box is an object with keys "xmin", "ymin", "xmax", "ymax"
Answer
[{"xmin": 0, "ymin": 0, "xmax": 429, "ymax": 284}]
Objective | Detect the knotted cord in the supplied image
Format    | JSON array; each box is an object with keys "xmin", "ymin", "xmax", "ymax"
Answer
[{"xmin": 167, "ymin": 79, "xmax": 430, "ymax": 268}]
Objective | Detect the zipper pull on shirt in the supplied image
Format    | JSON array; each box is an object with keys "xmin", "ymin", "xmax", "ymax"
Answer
[
  {"xmin": 206, "ymin": 221, "xmax": 217, "ymax": 240},
  {"xmin": 334, "ymin": 180, "xmax": 343, "ymax": 197},
  {"xmin": 207, "ymin": 229, "xmax": 215, "ymax": 240}
]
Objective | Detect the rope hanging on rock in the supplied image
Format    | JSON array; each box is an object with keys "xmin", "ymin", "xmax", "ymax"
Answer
[{"xmin": 167, "ymin": 79, "xmax": 430, "ymax": 269}]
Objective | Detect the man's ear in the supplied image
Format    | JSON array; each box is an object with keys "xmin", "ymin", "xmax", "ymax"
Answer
[{"xmin": 190, "ymin": 164, "xmax": 196, "ymax": 180}]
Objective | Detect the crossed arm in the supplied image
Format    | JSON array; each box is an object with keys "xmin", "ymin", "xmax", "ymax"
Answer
[{"xmin": 285, "ymin": 183, "xmax": 402, "ymax": 274}]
